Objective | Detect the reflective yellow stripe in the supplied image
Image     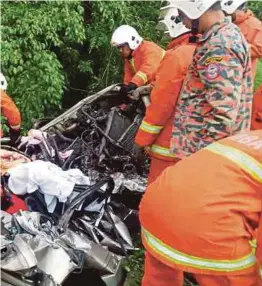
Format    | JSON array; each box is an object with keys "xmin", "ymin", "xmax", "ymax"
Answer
[
  {"xmin": 206, "ymin": 143, "xmax": 262, "ymax": 183},
  {"xmin": 150, "ymin": 144, "xmax": 176, "ymax": 158},
  {"xmin": 249, "ymin": 239, "xmax": 257, "ymax": 254},
  {"xmin": 130, "ymin": 58, "xmax": 136, "ymax": 72},
  {"xmin": 10, "ymin": 124, "xmax": 21, "ymax": 130},
  {"xmin": 260, "ymin": 267, "xmax": 262, "ymax": 278},
  {"xmin": 136, "ymin": 71, "xmax": 148, "ymax": 84},
  {"xmin": 161, "ymin": 50, "xmax": 166, "ymax": 59},
  {"xmin": 139, "ymin": 121, "xmax": 163, "ymax": 134},
  {"xmin": 142, "ymin": 228, "xmax": 256, "ymax": 272}
]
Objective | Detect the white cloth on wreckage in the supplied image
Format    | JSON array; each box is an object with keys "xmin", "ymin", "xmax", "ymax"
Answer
[{"xmin": 7, "ymin": 160, "xmax": 91, "ymax": 213}]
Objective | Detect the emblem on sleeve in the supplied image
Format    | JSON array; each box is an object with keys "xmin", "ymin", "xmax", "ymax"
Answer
[{"xmin": 205, "ymin": 63, "xmax": 221, "ymax": 80}]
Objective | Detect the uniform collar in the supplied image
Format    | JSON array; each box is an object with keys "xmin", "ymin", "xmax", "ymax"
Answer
[
  {"xmin": 166, "ymin": 33, "xmax": 192, "ymax": 50},
  {"xmin": 200, "ymin": 17, "xmax": 230, "ymax": 43}
]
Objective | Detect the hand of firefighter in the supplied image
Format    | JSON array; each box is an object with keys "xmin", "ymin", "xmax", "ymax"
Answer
[
  {"xmin": 119, "ymin": 82, "xmax": 138, "ymax": 97},
  {"xmin": 9, "ymin": 128, "xmax": 21, "ymax": 146},
  {"xmin": 128, "ymin": 84, "xmax": 153, "ymax": 101},
  {"xmin": 132, "ymin": 144, "xmax": 144, "ymax": 159}
]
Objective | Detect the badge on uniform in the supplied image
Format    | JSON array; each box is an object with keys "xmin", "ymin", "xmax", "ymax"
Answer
[{"xmin": 205, "ymin": 56, "xmax": 223, "ymax": 80}]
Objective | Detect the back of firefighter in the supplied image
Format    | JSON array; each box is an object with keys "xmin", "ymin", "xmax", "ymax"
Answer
[
  {"xmin": 222, "ymin": 0, "xmax": 262, "ymax": 78},
  {"xmin": 252, "ymin": 85, "xmax": 262, "ymax": 130},
  {"xmin": 135, "ymin": 6, "xmax": 196, "ymax": 184},
  {"xmin": 140, "ymin": 130, "xmax": 262, "ymax": 286},
  {"xmin": 0, "ymin": 73, "xmax": 21, "ymax": 143},
  {"xmin": 170, "ymin": 0, "xmax": 253, "ymax": 159},
  {"xmin": 111, "ymin": 25, "xmax": 165, "ymax": 97}
]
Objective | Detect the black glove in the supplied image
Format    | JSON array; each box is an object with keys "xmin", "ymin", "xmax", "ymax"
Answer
[
  {"xmin": 9, "ymin": 128, "xmax": 21, "ymax": 146},
  {"xmin": 132, "ymin": 144, "xmax": 144, "ymax": 159},
  {"xmin": 119, "ymin": 82, "xmax": 137, "ymax": 97}
]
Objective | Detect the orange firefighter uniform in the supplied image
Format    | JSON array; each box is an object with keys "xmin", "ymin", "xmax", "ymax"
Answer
[
  {"xmin": 135, "ymin": 34, "xmax": 196, "ymax": 184},
  {"xmin": 0, "ymin": 90, "xmax": 21, "ymax": 137},
  {"xmin": 234, "ymin": 9, "xmax": 262, "ymax": 78},
  {"xmin": 252, "ymin": 85, "xmax": 262, "ymax": 130},
  {"xmin": 124, "ymin": 40, "xmax": 165, "ymax": 87},
  {"xmin": 140, "ymin": 130, "xmax": 262, "ymax": 286}
]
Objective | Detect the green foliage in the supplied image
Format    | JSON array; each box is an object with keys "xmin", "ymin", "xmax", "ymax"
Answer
[
  {"xmin": 81, "ymin": 1, "xmax": 162, "ymax": 91},
  {"xmin": 255, "ymin": 60, "xmax": 262, "ymax": 91},
  {"xmin": 1, "ymin": 0, "xmax": 85, "ymax": 128},
  {"xmin": 1, "ymin": 1, "xmax": 162, "ymax": 126},
  {"xmin": 2, "ymin": 0, "xmax": 261, "ymax": 129},
  {"xmin": 249, "ymin": 1, "xmax": 262, "ymax": 19}
]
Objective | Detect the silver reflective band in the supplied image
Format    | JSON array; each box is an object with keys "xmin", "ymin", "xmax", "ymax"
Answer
[
  {"xmin": 206, "ymin": 143, "xmax": 262, "ymax": 183},
  {"xmin": 150, "ymin": 145, "xmax": 176, "ymax": 158},
  {"xmin": 140, "ymin": 121, "xmax": 163, "ymax": 134},
  {"xmin": 142, "ymin": 228, "xmax": 256, "ymax": 272}
]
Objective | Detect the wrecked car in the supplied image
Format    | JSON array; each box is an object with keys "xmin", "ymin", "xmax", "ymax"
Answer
[{"xmin": 1, "ymin": 84, "xmax": 150, "ymax": 286}]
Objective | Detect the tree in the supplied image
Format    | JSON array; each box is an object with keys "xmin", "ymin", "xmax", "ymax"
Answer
[
  {"xmin": 1, "ymin": 0, "xmax": 85, "ymax": 128},
  {"xmin": 1, "ymin": 0, "xmax": 162, "ymax": 128}
]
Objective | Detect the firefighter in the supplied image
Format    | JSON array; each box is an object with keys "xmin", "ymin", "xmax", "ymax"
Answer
[
  {"xmin": 0, "ymin": 73, "xmax": 21, "ymax": 144},
  {"xmin": 252, "ymin": 85, "xmax": 262, "ymax": 130},
  {"xmin": 111, "ymin": 25, "xmax": 165, "ymax": 97},
  {"xmin": 135, "ymin": 6, "xmax": 196, "ymax": 184},
  {"xmin": 170, "ymin": 0, "xmax": 253, "ymax": 159},
  {"xmin": 222, "ymin": 0, "xmax": 262, "ymax": 78},
  {"xmin": 140, "ymin": 130, "xmax": 262, "ymax": 286}
]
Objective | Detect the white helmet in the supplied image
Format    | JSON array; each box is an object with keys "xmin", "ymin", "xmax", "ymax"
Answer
[
  {"xmin": 157, "ymin": 5, "xmax": 190, "ymax": 38},
  {"xmin": 169, "ymin": 0, "xmax": 220, "ymax": 20},
  {"xmin": 0, "ymin": 72, "xmax": 7, "ymax": 91},
  {"xmin": 221, "ymin": 0, "xmax": 247, "ymax": 14},
  {"xmin": 111, "ymin": 25, "xmax": 143, "ymax": 50}
]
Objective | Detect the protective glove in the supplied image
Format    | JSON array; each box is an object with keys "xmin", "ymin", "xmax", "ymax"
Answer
[
  {"xmin": 9, "ymin": 128, "xmax": 21, "ymax": 146},
  {"xmin": 132, "ymin": 144, "xmax": 144, "ymax": 159},
  {"xmin": 119, "ymin": 82, "xmax": 138, "ymax": 97}
]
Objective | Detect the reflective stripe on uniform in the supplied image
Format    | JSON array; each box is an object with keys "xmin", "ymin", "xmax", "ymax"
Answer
[
  {"xmin": 136, "ymin": 71, "xmax": 148, "ymax": 84},
  {"xmin": 142, "ymin": 228, "xmax": 256, "ymax": 272},
  {"xmin": 161, "ymin": 50, "xmax": 166, "ymax": 59},
  {"xmin": 10, "ymin": 124, "xmax": 21, "ymax": 130},
  {"xmin": 130, "ymin": 58, "xmax": 136, "ymax": 72},
  {"xmin": 206, "ymin": 143, "xmax": 262, "ymax": 183},
  {"xmin": 150, "ymin": 144, "xmax": 176, "ymax": 158},
  {"xmin": 139, "ymin": 121, "xmax": 163, "ymax": 134}
]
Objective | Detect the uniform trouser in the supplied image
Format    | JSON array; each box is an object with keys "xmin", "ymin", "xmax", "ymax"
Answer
[
  {"xmin": 142, "ymin": 252, "xmax": 262, "ymax": 286},
  {"xmin": 148, "ymin": 157, "xmax": 180, "ymax": 185}
]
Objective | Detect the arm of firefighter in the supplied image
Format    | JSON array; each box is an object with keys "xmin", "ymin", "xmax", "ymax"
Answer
[
  {"xmin": 131, "ymin": 48, "xmax": 165, "ymax": 87},
  {"xmin": 123, "ymin": 60, "xmax": 133, "ymax": 85},
  {"xmin": 257, "ymin": 210, "xmax": 262, "ymax": 278},
  {"xmin": 252, "ymin": 86, "xmax": 262, "ymax": 128},
  {"xmin": 248, "ymin": 26, "xmax": 262, "ymax": 59},
  {"xmin": 135, "ymin": 79, "xmax": 183, "ymax": 147},
  {"xmin": 1, "ymin": 91, "xmax": 21, "ymax": 130},
  {"xmin": 197, "ymin": 45, "xmax": 251, "ymax": 144}
]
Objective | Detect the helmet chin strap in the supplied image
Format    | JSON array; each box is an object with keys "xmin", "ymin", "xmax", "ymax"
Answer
[{"xmin": 189, "ymin": 19, "xmax": 199, "ymax": 43}]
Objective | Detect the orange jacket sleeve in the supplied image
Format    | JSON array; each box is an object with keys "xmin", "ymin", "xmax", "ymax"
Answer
[
  {"xmin": 123, "ymin": 60, "xmax": 134, "ymax": 85},
  {"xmin": 257, "ymin": 210, "xmax": 262, "ymax": 276},
  {"xmin": 1, "ymin": 91, "xmax": 21, "ymax": 129},
  {"xmin": 135, "ymin": 62, "xmax": 183, "ymax": 148},
  {"xmin": 131, "ymin": 43, "xmax": 165, "ymax": 87},
  {"xmin": 135, "ymin": 50, "xmax": 188, "ymax": 147},
  {"xmin": 247, "ymin": 18, "xmax": 262, "ymax": 59},
  {"xmin": 237, "ymin": 11, "xmax": 262, "ymax": 59},
  {"xmin": 251, "ymin": 85, "xmax": 262, "ymax": 131}
]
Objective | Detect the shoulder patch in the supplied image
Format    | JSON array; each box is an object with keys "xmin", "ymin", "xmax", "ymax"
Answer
[
  {"xmin": 205, "ymin": 56, "xmax": 223, "ymax": 65},
  {"xmin": 205, "ymin": 63, "xmax": 221, "ymax": 80}
]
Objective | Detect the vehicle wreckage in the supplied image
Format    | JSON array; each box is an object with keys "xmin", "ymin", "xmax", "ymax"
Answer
[{"xmin": 1, "ymin": 84, "xmax": 151, "ymax": 286}]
